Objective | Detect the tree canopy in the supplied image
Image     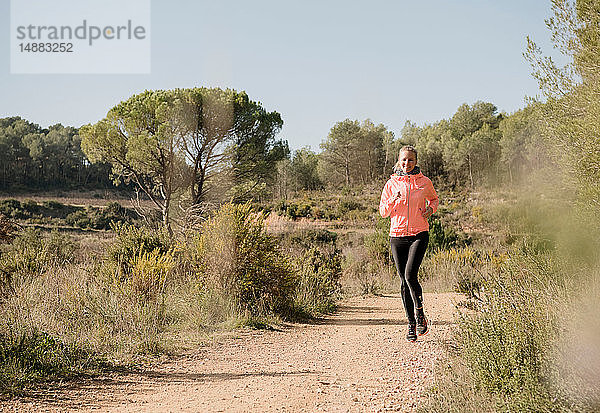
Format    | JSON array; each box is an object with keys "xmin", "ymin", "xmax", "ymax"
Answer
[
  {"xmin": 80, "ymin": 87, "xmax": 286, "ymax": 229},
  {"xmin": 525, "ymin": 0, "xmax": 600, "ymax": 222},
  {"xmin": 319, "ymin": 119, "xmax": 391, "ymax": 186}
]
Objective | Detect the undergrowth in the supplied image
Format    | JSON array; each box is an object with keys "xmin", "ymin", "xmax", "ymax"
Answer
[{"xmin": 422, "ymin": 189, "xmax": 600, "ymax": 412}]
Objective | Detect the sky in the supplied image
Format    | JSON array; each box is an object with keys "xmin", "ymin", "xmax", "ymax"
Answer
[{"xmin": 0, "ymin": 0, "xmax": 560, "ymax": 152}]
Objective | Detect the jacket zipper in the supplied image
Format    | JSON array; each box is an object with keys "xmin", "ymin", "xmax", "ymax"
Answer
[{"xmin": 406, "ymin": 176, "xmax": 411, "ymax": 235}]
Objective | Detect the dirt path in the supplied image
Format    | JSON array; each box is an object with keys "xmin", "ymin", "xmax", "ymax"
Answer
[{"xmin": 4, "ymin": 292, "xmax": 461, "ymax": 412}]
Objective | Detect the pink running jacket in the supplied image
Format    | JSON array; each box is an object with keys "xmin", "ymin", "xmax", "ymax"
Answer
[{"xmin": 379, "ymin": 172, "xmax": 439, "ymax": 237}]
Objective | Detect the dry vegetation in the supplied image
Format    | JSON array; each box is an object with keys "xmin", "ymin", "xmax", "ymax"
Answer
[
  {"xmin": 0, "ymin": 184, "xmax": 598, "ymax": 412},
  {"xmin": 421, "ymin": 188, "xmax": 600, "ymax": 412},
  {"xmin": 0, "ymin": 194, "xmax": 355, "ymax": 395}
]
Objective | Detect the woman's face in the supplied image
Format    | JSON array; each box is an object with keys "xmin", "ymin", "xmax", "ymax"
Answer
[{"xmin": 399, "ymin": 151, "xmax": 417, "ymax": 174}]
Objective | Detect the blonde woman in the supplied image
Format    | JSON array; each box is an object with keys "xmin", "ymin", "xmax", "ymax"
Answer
[{"xmin": 379, "ymin": 146, "xmax": 438, "ymax": 342}]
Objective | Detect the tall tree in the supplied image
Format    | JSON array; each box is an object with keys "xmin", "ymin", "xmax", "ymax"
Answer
[
  {"xmin": 0, "ymin": 116, "xmax": 114, "ymax": 190},
  {"xmin": 81, "ymin": 87, "xmax": 286, "ymax": 228},
  {"xmin": 23, "ymin": 124, "xmax": 83, "ymax": 186},
  {"xmin": 499, "ymin": 105, "xmax": 546, "ymax": 183},
  {"xmin": 320, "ymin": 119, "xmax": 361, "ymax": 186},
  {"xmin": 357, "ymin": 120, "xmax": 386, "ymax": 183},
  {"xmin": 170, "ymin": 88, "xmax": 285, "ymax": 204},
  {"xmin": 228, "ymin": 97, "xmax": 287, "ymax": 201},
  {"xmin": 273, "ymin": 158, "xmax": 292, "ymax": 200},
  {"xmin": 319, "ymin": 119, "xmax": 390, "ymax": 186},
  {"xmin": 80, "ymin": 90, "xmax": 184, "ymax": 229},
  {"xmin": 382, "ymin": 126, "xmax": 399, "ymax": 176},
  {"xmin": 442, "ymin": 101, "xmax": 502, "ymax": 186},
  {"xmin": 290, "ymin": 147, "xmax": 322, "ymax": 191},
  {"xmin": 409, "ymin": 122, "xmax": 447, "ymax": 179},
  {"xmin": 459, "ymin": 124, "xmax": 501, "ymax": 186},
  {"xmin": 526, "ymin": 0, "xmax": 600, "ymax": 218},
  {"xmin": 0, "ymin": 117, "xmax": 38, "ymax": 188}
]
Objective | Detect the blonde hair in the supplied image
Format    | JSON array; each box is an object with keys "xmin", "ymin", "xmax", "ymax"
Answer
[{"xmin": 394, "ymin": 145, "xmax": 418, "ymax": 171}]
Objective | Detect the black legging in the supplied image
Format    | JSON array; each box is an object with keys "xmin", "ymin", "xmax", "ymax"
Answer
[{"xmin": 390, "ymin": 231, "xmax": 429, "ymax": 324}]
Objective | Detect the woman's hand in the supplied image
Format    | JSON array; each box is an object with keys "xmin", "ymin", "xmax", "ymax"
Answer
[{"xmin": 422, "ymin": 206, "xmax": 433, "ymax": 219}]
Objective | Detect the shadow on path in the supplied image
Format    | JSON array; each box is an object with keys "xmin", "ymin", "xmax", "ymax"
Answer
[
  {"xmin": 316, "ymin": 318, "xmax": 456, "ymax": 327},
  {"xmin": 316, "ymin": 318, "xmax": 408, "ymax": 326},
  {"xmin": 17, "ymin": 369, "xmax": 319, "ymax": 409}
]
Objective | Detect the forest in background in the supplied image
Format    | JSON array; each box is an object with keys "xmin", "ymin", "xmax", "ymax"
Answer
[
  {"xmin": 0, "ymin": 117, "xmax": 113, "ymax": 190},
  {"xmin": 0, "ymin": 97, "xmax": 539, "ymax": 199}
]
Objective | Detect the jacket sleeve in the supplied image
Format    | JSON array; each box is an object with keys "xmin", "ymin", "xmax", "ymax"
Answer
[
  {"xmin": 379, "ymin": 180, "xmax": 399, "ymax": 218},
  {"xmin": 425, "ymin": 179, "xmax": 439, "ymax": 213}
]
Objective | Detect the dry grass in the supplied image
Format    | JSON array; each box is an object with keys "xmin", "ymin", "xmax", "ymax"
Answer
[{"xmin": 340, "ymin": 245, "xmax": 400, "ymax": 295}]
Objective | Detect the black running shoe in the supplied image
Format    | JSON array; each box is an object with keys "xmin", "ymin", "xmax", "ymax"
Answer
[
  {"xmin": 416, "ymin": 310, "xmax": 429, "ymax": 336},
  {"xmin": 406, "ymin": 324, "xmax": 417, "ymax": 342}
]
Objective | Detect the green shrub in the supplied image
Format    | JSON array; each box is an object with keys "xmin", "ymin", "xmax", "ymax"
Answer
[
  {"xmin": 274, "ymin": 197, "xmax": 356, "ymax": 221},
  {"xmin": 428, "ymin": 218, "xmax": 460, "ymax": 251},
  {"xmin": 319, "ymin": 204, "xmax": 340, "ymax": 220},
  {"xmin": 287, "ymin": 229, "xmax": 337, "ymax": 250},
  {"xmin": 0, "ymin": 215, "xmax": 17, "ymax": 245},
  {"xmin": 39, "ymin": 200, "xmax": 78, "ymax": 219},
  {"xmin": 337, "ymin": 198, "xmax": 364, "ymax": 217},
  {"xmin": 193, "ymin": 203, "xmax": 295, "ymax": 317},
  {"xmin": 454, "ymin": 251, "xmax": 576, "ymax": 411},
  {"xmin": 276, "ymin": 200, "xmax": 314, "ymax": 220},
  {"xmin": 0, "ymin": 199, "xmax": 69, "ymax": 221},
  {"xmin": 98, "ymin": 224, "xmax": 176, "ymax": 349},
  {"xmin": 342, "ymin": 250, "xmax": 386, "ymax": 295},
  {"xmin": 65, "ymin": 209, "xmax": 93, "ymax": 228},
  {"xmin": 66, "ymin": 202, "xmax": 136, "ymax": 230},
  {"xmin": 21, "ymin": 199, "xmax": 40, "ymax": 214},
  {"xmin": 346, "ymin": 208, "xmax": 374, "ymax": 222},
  {"xmin": 420, "ymin": 247, "xmax": 496, "ymax": 296},
  {"xmin": 0, "ymin": 329, "xmax": 94, "ymax": 394},
  {"xmin": 106, "ymin": 223, "xmax": 170, "ymax": 277},
  {"xmin": 425, "ymin": 188, "xmax": 600, "ymax": 412},
  {"xmin": 41, "ymin": 200, "xmax": 64, "ymax": 210},
  {"xmin": 94, "ymin": 202, "xmax": 134, "ymax": 229},
  {"xmin": 0, "ymin": 199, "xmax": 30, "ymax": 220},
  {"xmin": 482, "ymin": 195, "xmax": 566, "ymax": 253},
  {"xmin": 0, "ymin": 199, "xmax": 136, "ymax": 229},
  {"xmin": 460, "ymin": 309, "xmax": 547, "ymax": 396},
  {"xmin": 364, "ymin": 217, "xmax": 391, "ymax": 261},
  {"xmin": 423, "ymin": 247, "xmax": 581, "ymax": 412},
  {"xmin": 0, "ymin": 229, "xmax": 77, "ymax": 290},
  {"xmin": 294, "ymin": 247, "xmax": 342, "ymax": 315},
  {"xmin": 128, "ymin": 248, "xmax": 175, "ymax": 303}
]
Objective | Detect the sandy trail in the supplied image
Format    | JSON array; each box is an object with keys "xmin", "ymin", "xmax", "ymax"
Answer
[{"xmin": 4, "ymin": 292, "xmax": 460, "ymax": 412}]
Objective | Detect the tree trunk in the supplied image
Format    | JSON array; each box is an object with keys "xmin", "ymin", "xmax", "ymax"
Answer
[
  {"xmin": 468, "ymin": 156, "xmax": 474, "ymax": 187},
  {"xmin": 345, "ymin": 158, "xmax": 350, "ymax": 186},
  {"xmin": 162, "ymin": 199, "xmax": 172, "ymax": 237}
]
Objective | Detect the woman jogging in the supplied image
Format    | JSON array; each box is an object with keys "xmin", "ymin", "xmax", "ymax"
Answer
[{"xmin": 379, "ymin": 146, "xmax": 438, "ymax": 342}]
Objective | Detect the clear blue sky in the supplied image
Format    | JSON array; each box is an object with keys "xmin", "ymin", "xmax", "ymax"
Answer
[{"xmin": 0, "ymin": 0, "xmax": 559, "ymax": 152}]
